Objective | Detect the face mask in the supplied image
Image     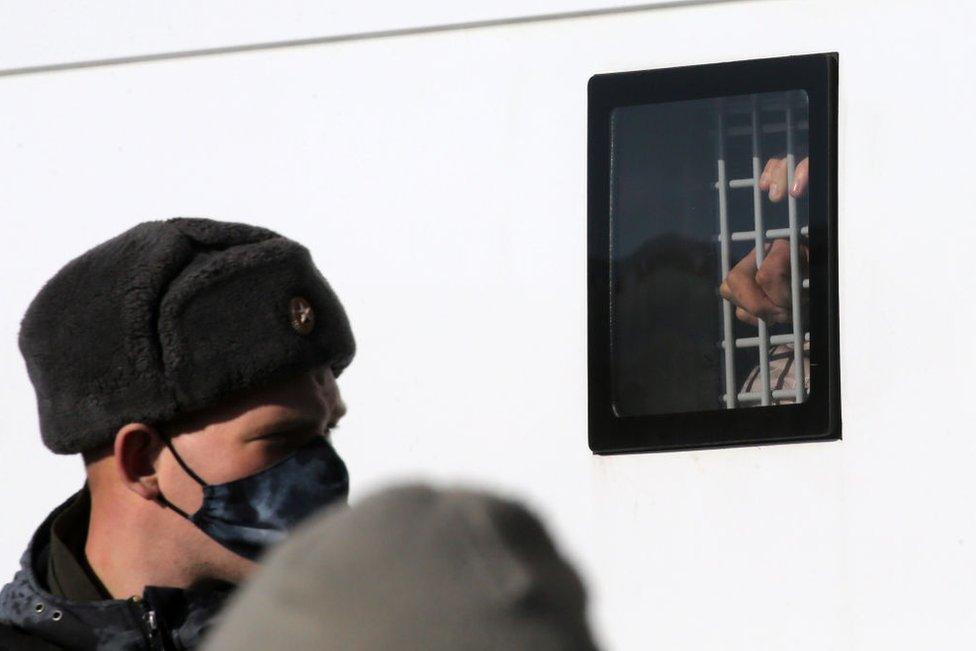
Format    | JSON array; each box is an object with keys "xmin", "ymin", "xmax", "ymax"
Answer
[{"xmin": 156, "ymin": 433, "xmax": 349, "ymax": 561}]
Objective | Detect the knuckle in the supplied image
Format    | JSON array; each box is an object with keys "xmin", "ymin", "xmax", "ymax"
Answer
[
  {"xmin": 725, "ymin": 271, "xmax": 742, "ymax": 291},
  {"xmin": 755, "ymin": 267, "xmax": 773, "ymax": 286}
]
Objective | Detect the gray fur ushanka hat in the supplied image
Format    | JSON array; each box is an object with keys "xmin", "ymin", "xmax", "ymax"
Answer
[{"xmin": 18, "ymin": 217, "xmax": 355, "ymax": 455}]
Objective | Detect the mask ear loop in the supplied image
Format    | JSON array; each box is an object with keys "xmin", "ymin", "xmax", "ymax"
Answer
[{"xmin": 155, "ymin": 427, "xmax": 209, "ymax": 520}]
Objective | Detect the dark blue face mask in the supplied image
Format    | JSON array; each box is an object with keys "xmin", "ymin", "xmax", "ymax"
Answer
[{"xmin": 156, "ymin": 433, "xmax": 349, "ymax": 561}]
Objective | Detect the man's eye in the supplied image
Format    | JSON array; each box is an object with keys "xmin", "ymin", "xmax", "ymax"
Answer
[{"xmin": 262, "ymin": 427, "xmax": 306, "ymax": 442}]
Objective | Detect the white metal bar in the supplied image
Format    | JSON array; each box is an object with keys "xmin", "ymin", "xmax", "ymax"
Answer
[
  {"xmin": 726, "ymin": 120, "xmax": 809, "ymax": 136},
  {"xmin": 723, "ymin": 389, "xmax": 801, "ymax": 403},
  {"xmin": 716, "ymin": 103, "xmax": 737, "ymax": 409},
  {"xmin": 750, "ymin": 95, "xmax": 772, "ymax": 406},
  {"xmin": 723, "ymin": 100, "xmax": 796, "ymax": 113},
  {"xmin": 729, "ymin": 226, "xmax": 809, "ymax": 242},
  {"xmin": 722, "ymin": 332, "xmax": 810, "ymax": 349},
  {"xmin": 785, "ymin": 97, "xmax": 807, "ymax": 403},
  {"xmin": 712, "ymin": 178, "xmax": 754, "ymax": 189}
]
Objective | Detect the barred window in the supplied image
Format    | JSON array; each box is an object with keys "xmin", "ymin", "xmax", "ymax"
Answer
[{"xmin": 588, "ymin": 54, "xmax": 839, "ymax": 454}]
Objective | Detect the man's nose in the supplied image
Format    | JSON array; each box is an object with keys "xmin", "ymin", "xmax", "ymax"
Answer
[
  {"xmin": 332, "ymin": 396, "xmax": 347, "ymax": 423},
  {"xmin": 312, "ymin": 366, "xmax": 344, "ymax": 421}
]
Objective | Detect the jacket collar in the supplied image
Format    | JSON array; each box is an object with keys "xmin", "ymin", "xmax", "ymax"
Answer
[
  {"xmin": 0, "ymin": 487, "xmax": 234, "ymax": 650},
  {"xmin": 46, "ymin": 484, "xmax": 112, "ymax": 602}
]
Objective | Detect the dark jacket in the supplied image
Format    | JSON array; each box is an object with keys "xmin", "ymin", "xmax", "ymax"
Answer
[{"xmin": 0, "ymin": 487, "xmax": 233, "ymax": 650}]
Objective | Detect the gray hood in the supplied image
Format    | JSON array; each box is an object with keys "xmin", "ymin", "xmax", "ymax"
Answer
[{"xmin": 203, "ymin": 483, "xmax": 601, "ymax": 651}]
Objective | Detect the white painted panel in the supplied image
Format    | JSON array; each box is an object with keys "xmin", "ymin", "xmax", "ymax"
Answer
[
  {"xmin": 0, "ymin": 0, "xmax": 717, "ymax": 71},
  {"xmin": 2, "ymin": 1, "xmax": 975, "ymax": 650}
]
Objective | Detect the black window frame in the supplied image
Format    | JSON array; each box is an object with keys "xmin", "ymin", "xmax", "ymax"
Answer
[{"xmin": 587, "ymin": 53, "xmax": 840, "ymax": 454}]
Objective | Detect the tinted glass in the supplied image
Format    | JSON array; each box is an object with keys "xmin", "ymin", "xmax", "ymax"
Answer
[{"xmin": 609, "ymin": 90, "xmax": 810, "ymax": 416}]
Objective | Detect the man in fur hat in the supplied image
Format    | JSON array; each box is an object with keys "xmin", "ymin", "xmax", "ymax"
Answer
[{"xmin": 0, "ymin": 217, "xmax": 355, "ymax": 650}]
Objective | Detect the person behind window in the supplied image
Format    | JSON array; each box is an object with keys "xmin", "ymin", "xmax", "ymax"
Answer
[{"xmin": 719, "ymin": 157, "xmax": 810, "ymax": 402}]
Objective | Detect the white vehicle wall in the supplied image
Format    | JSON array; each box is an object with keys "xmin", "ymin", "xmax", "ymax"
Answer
[{"xmin": 2, "ymin": 2, "xmax": 974, "ymax": 649}]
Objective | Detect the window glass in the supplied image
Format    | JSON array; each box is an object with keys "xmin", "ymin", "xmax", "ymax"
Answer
[{"xmin": 609, "ymin": 91, "xmax": 810, "ymax": 417}]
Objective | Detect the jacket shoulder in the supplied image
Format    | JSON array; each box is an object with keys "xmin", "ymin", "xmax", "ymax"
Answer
[{"xmin": 0, "ymin": 621, "xmax": 64, "ymax": 650}]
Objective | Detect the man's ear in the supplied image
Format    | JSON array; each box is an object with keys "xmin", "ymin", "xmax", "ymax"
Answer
[{"xmin": 113, "ymin": 423, "xmax": 164, "ymax": 500}]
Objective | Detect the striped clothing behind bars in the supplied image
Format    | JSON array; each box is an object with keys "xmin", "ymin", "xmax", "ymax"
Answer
[{"xmin": 741, "ymin": 340, "xmax": 810, "ymax": 405}]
